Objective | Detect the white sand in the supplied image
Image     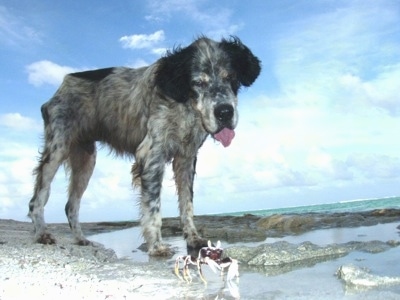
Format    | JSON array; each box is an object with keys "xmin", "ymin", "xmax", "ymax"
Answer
[{"xmin": 0, "ymin": 220, "xmax": 188, "ymax": 300}]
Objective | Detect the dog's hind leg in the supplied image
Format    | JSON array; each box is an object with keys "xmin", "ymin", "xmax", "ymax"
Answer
[
  {"xmin": 29, "ymin": 134, "xmax": 67, "ymax": 244},
  {"xmin": 173, "ymin": 155, "xmax": 208, "ymax": 251},
  {"xmin": 65, "ymin": 142, "xmax": 96, "ymax": 245}
]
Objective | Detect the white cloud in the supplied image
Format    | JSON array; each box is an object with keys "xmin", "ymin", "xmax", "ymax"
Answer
[
  {"xmin": 26, "ymin": 60, "xmax": 81, "ymax": 87},
  {"xmin": 347, "ymin": 154, "xmax": 400, "ymax": 179},
  {"xmin": 198, "ymin": 84, "xmax": 400, "ymax": 199},
  {"xmin": 127, "ymin": 59, "xmax": 150, "ymax": 69},
  {"xmin": 0, "ymin": 139, "xmax": 39, "ymax": 220},
  {"xmin": 0, "ymin": 113, "xmax": 41, "ymax": 131},
  {"xmin": 307, "ymin": 148, "xmax": 353, "ymax": 182},
  {"xmin": 151, "ymin": 47, "xmax": 167, "ymax": 56},
  {"xmin": 272, "ymin": 0, "xmax": 400, "ymax": 115},
  {"xmin": 241, "ymin": 1, "xmax": 400, "ymax": 198},
  {"xmin": 119, "ymin": 30, "xmax": 165, "ymax": 50}
]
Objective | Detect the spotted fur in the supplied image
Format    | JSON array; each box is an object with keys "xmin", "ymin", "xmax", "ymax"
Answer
[{"xmin": 28, "ymin": 36, "xmax": 261, "ymax": 255}]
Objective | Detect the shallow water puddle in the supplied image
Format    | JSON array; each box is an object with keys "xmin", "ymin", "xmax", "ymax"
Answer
[{"xmin": 89, "ymin": 223, "xmax": 400, "ymax": 299}]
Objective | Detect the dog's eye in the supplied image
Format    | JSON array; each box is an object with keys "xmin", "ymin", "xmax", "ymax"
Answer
[
  {"xmin": 193, "ymin": 79, "xmax": 208, "ymax": 88},
  {"xmin": 224, "ymin": 74, "xmax": 236, "ymax": 82}
]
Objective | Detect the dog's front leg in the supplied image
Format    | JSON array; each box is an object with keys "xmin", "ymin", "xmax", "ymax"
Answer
[
  {"xmin": 133, "ymin": 146, "xmax": 171, "ymax": 256},
  {"xmin": 173, "ymin": 155, "xmax": 208, "ymax": 251}
]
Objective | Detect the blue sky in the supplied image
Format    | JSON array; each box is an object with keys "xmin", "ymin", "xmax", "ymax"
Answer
[{"xmin": 1, "ymin": 0, "xmax": 399, "ymax": 223}]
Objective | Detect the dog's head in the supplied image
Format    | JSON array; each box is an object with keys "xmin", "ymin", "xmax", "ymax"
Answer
[{"xmin": 156, "ymin": 36, "xmax": 261, "ymax": 147}]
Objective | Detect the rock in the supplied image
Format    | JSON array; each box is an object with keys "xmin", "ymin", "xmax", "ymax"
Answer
[
  {"xmin": 188, "ymin": 215, "xmax": 267, "ymax": 242},
  {"xmin": 224, "ymin": 240, "xmax": 400, "ymax": 276},
  {"xmin": 226, "ymin": 241, "xmax": 348, "ymax": 266},
  {"xmin": 256, "ymin": 214, "xmax": 285, "ymax": 229},
  {"xmin": 387, "ymin": 240, "xmax": 400, "ymax": 247},
  {"xmin": 198, "ymin": 226, "xmax": 267, "ymax": 242},
  {"xmin": 255, "ymin": 214, "xmax": 316, "ymax": 236},
  {"xmin": 252, "ymin": 209, "xmax": 400, "ymax": 238},
  {"xmin": 337, "ymin": 264, "xmax": 400, "ymax": 291}
]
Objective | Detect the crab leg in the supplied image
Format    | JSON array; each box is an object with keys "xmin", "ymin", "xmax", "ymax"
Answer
[
  {"xmin": 174, "ymin": 241, "xmax": 239, "ymax": 284},
  {"xmin": 182, "ymin": 256, "xmax": 194, "ymax": 282},
  {"xmin": 205, "ymin": 257, "xmax": 221, "ymax": 274},
  {"xmin": 175, "ymin": 255, "xmax": 196, "ymax": 283},
  {"xmin": 197, "ymin": 260, "xmax": 208, "ymax": 284},
  {"xmin": 174, "ymin": 256, "xmax": 185, "ymax": 281},
  {"xmin": 226, "ymin": 259, "xmax": 239, "ymax": 281}
]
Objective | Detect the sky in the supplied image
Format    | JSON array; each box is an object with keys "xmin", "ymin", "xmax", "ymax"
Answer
[{"xmin": 0, "ymin": 0, "xmax": 399, "ymax": 223}]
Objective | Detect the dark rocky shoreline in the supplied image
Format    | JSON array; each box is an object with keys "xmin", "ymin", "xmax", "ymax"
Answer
[{"xmin": 74, "ymin": 208, "xmax": 400, "ymax": 242}]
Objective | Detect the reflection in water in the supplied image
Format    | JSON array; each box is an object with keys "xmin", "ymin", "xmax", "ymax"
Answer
[
  {"xmin": 90, "ymin": 227, "xmax": 149, "ymax": 262},
  {"xmin": 89, "ymin": 223, "xmax": 399, "ymax": 262},
  {"xmin": 266, "ymin": 222, "xmax": 400, "ymax": 245},
  {"xmin": 88, "ymin": 223, "xmax": 400, "ymax": 299}
]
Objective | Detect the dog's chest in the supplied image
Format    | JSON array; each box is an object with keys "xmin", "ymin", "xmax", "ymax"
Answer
[
  {"xmin": 150, "ymin": 105, "xmax": 208, "ymax": 158},
  {"xmin": 172, "ymin": 112, "xmax": 207, "ymax": 145}
]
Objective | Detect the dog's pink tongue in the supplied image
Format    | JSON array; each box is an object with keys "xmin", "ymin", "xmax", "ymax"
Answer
[{"xmin": 214, "ymin": 128, "xmax": 235, "ymax": 147}]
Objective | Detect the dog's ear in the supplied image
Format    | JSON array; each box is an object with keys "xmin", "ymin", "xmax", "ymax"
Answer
[
  {"xmin": 155, "ymin": 45, "xmax": 195, "ymax": 103},
  {"xmin": 220, "ymin": 36, "xmax": 261, "ymax": 88}
]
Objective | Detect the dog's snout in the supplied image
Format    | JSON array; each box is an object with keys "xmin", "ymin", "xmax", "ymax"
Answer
[{"xmin": 214, "ymin": 104, "xmax": 234, "ymax": 123}]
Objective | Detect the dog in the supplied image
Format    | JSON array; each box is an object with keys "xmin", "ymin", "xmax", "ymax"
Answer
[{"xmin": 28, "ymin": 36, "xmax": 261, "ymax": 256}]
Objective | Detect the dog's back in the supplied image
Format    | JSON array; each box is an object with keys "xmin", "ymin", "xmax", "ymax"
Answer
[{"xmin": 42, "ymin": 66, "xmax": 156, "ymax": 155}]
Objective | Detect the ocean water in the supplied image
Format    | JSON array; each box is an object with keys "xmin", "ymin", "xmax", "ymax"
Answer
[{"xmin": 214, "ymin": 196, "xmax": 400, "ymax": 217}]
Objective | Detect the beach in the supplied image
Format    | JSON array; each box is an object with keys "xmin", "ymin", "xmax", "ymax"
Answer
[{"xmin": 1, "ymin": 210, "xmax": 400, "ymax": 299}]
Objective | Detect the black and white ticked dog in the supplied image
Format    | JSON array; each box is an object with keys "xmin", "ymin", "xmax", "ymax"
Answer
[{"xmin": 29, "ymin": 36, "xmax": 261, "ymax": 255}]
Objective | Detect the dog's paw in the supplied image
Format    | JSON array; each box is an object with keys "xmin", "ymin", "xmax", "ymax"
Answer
[
  {"xmin": 145, "ymin": 243, "xmax": 175, "ymax": 257},
  {"xmin": 186, "ymin": 236, "xmax": 210, "ymax": 253},
  {"xmin": 36, "ymin": 232, "xmax": 57, "ymax": 245},
  {"xmin": 76, "ymin": 238, "xmax": 96, "ymax": 246}
]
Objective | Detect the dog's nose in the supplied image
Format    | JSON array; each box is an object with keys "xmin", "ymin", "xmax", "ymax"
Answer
[{"xmin": 214, "ymin": 104, "xmax": 234, "ymax": 123}]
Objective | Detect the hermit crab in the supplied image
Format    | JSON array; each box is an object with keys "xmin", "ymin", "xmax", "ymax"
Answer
[{"xmin": 174, "ymin": 240, "xmax": 239, "ymax": 283}]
